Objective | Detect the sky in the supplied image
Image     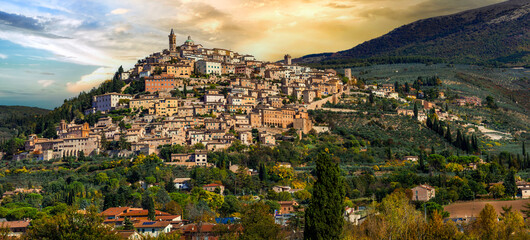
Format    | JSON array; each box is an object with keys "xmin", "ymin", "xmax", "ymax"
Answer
[{"xmin": 0, "ymin": 0, "xmax": 505, "ymax": 109}]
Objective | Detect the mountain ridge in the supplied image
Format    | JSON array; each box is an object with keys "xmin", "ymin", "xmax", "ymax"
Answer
[{"xmin": 294, "ymin": 0, "xmax": 530, "ymax": 67}]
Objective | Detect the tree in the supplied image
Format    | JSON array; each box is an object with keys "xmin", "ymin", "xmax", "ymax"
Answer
[
  {"xmin": 304, "ymin": 150, "xmax": 345, "ymax": 240},
  {"xmin": 142, "ymin": 192, "xmax": 156, "ymax": 221},
  {"xmin": 100, "ymin": 133, "xmax": 109, "ymax": 151},
  {"xmin": 165, "ymin": 201, "xmax": 182, "ymax": 216},
  {"xmin": 521, "ymin": 202, "xmax": 530, "ymax": 219},
  {"xmin": 473, "ymin": 204, "xmax": 498, "ymax": 240},
  {"xmin": 123, "ymin": 216, "xmax": 134, "ymax": 230},
  {"xmin": 503, "ymin": 170, "xmax": 517, "ymax": 199},
  {"xmin": 445, "ymin": 127, "xmax": 452, "ymax": 143},
  {"xmin": 427, "ymin": 154, "xmax": 446, "ymax": 171},
  {"xmin": 523, "ymin": 141, "xmax": 526, "ymax": 157},
  {"xmin": 485, "ymin": 96, "xmax": 498, "ymax": 109},
  {"xmin": 489, "ymin": 184, "xmax": 505, "ymax": 199},
  {"xmin": 24, "ymin": 206, "xmax": 120, "ymax": 240},
  {"xmin": 413, "ymin": 102, "xmax": 418, "ymax": 120},
  {"xmin": 240, "ymin": 202, "xmax": 283, "ymax": 240}
]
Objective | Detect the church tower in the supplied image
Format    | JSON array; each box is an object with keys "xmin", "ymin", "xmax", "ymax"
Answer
[
  {"xmin": 284, "ymin": 54, "xmax": 292, "ymax": 65},
  {"xmin": 169, "ymin": 29, "xmax": 176, "ymax": 52}
]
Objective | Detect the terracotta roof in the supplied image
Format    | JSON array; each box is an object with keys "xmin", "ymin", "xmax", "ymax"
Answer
[
  {"xmin": 203, "ymin": 183, "xmax": 223, "ymax": 188},
  {"xmin": 180, "ymin": 223, "xmax": 218, "ymax": 233},
  {"xmin": 121, "ymin": 210, "xmax": 171, "ymax": 217},
  {"xmin": 1, "ymin": 221, "xmax": 30, "ymax": 229},
  {"xmin": 101, "ymin": 207, "xmax": 130, "ymax": 216},
  {"xmin": 116, "ymin": 230, "xmax": 137, "ymax": 238}
]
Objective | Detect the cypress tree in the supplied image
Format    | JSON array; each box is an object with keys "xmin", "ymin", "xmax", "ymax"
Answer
[
  {"xmin": 523, "ymin": 142, "xmax": 526, "ymax": 157},
  {"xmin": 445, "ymin": 127, "xmax": 452, "ymax": 143},
  {"xmin": 419, "ymin": 151, "xmax": 426, "ymax": 171},
  {"xmin": 123, "ymin": 216, "xmax": 134, "ymax": 230},
  {"xmin": 413, "ymin": 102, "xmax": 418, "ymax": 120},
  {"xmin": 304, "ymin": 151, "xmax": 345, "ymax": 240},
  {"xmin": 503, "ymin": 170, "xmax": 517, "ymax": 199}
]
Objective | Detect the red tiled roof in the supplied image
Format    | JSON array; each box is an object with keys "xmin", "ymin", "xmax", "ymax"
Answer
[
  {"xmin": 0, "ymin": 221, "xmax": 30, "ymax": 229},
  {"xmin": 101, "ymin": 207, "xmax": 130, "ymax": 216},
  {"xmin": 121, "ymin": 210, "xmax": 171, "ymax": 217},
  {"xmin": 180, "ymin": 223, "xmax": 217, "ymax": 233},
  {"xmin": 116, "ymin": 230, "xmax": 137, "ymax": 238},
  {"xmin": 203, "ymin": 183, "xmax": 223, "ymax": 187}
]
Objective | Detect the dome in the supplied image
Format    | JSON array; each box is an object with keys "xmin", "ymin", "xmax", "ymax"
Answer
[{"xmin": 185, "ymin": 36, "xmax": 194, "ymax": 45}]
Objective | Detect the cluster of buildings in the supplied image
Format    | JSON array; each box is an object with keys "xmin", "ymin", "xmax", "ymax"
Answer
[
  {"xmin": 15, "ymin": 30, "xmax": 350, "ymax": 163},
  {"xmin": 21, "ymin": 120, "xmax": 101, "ymax": 160}
]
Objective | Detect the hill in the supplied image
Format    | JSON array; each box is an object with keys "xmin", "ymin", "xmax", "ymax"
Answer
[
  {"xmin": 295, "ymin": 0, "xmax": 530, "ymax": 67},
  {"xmin": 0, "ymin": 105, "xmax": 50, "ymax": 140}
]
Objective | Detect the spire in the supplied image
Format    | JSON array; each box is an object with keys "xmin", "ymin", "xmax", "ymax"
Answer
[{"xmin": 170, "ymin": 28, "xmax": 174, "ymax": 35}]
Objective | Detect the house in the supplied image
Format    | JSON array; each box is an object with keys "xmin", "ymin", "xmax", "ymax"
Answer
[
  {"xmin": 203, "ymin": 183, "xmax": 225, "ymax": 195},
  {"xmin": 0, "ymin": 220, "xmax": 31, "ymax": 237},
  {"xmin": 411, "ymin": 184, "xmax": 436, "ymax": 201},
  {"xmin": 179, "ymin": 223, "xmax": 226, "ymax": 240},
  {"xmin": 344, "ymin": 207, "xmax": 365, "ymax": 225},
  {"xmin": 403, "ymin": 156, "xmax": 419, "ymax": 162},
  {"xmin": 516, "ymin": 181, "xmax": 530, "ymax": 198},
  {"xmin": 173, "ymin": 178, "xmax": 191, "ymax": 190},
  {"xmin": 101, "ymin": 207, "xmax": 135, "ymax": 220},
  {"xmin": 278, "ymin": 201, "xmax": 300, "ymax": 214},
  {"xmin": 272, "ymin": 185, "xmax": 292, "ymax": 193},
  {"xmin": 116, "ymin": 230, "xmax": 142, "ymax": 240},
  {"xmin": 134, "ymin": 221, "xmax": 173, "ymax": 237}
]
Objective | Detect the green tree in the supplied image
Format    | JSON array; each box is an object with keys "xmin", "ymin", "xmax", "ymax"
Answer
[
  {"xmin": 240, "ymin": 202, "xmax": 283, "ymax": 240},
  {"xmin": 485, "ymin": 96, "xmax": 498, "ymax": 109},
  {"xmin": 427, "ymin": 154, "xmax": 446, "ymax": 171},
  {"xmin": 413, "ymin": 102, "xmax": 418, "ymax": 120},
  {"xmin": 123, "ymin": 216, "xmax": 134, "ymax": 230},
  {"xmin": 142, "ymin": 192, "xmax": 156, "ymax": 221},
  {"xmin": 503, "ymin": 170, "xmax": 517, "ymax": 198},
  {"xmin": 24, "ymin": 206, "xmax": 120, "ymax": 240},
  {"xmin": 472, "ymin": 204, "xmax": 498, "ymax": 240},
  {"xmin": 304, "ymin": 151, "xmax": 345, "ymax": 240}
]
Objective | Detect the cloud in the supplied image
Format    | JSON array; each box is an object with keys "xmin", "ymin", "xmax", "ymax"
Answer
[
  {"xmin": 0, "ymin": 54, "xmax": 7, "ymax": 59},
  {"xmin": 110, "ymin": 8, "xmax": 129, "ymax": 15},
  {"xmin": 66, "ymin": 67, "xmax": 114, "ymax": 93},
  {"xmin": 0, "ymin": 11, "xmax": 44, "ymax": 31},
  {"xmin": 38, "ymin": 79, "xmax": 55, "ymax": 87}
]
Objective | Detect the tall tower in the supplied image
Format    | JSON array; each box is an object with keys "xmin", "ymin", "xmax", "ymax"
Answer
[
  {"xmin": 344, "ymin": 68, "xmax": 351, "ymax": 81},
  {"xmin": 169, "ymin": 29, "xmax": 176, "ymax": 52},
  {"xmin": 284, "ymin": 54, "xmax": 292, "ymax": 65}
]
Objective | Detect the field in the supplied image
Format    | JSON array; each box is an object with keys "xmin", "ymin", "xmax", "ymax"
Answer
[{"xmin": 444, "ymin": 199, "xmax": 530, "ymax": 218}]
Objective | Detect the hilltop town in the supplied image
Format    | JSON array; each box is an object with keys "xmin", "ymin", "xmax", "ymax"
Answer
[{"xmin": 21, "ymin": 29, "xmax": 349, "ymax": 162}]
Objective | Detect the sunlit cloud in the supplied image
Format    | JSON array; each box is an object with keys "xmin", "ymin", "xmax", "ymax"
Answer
[
  {"xmin": 66, "ymin": 67, "xmax": 115, "ymax": 93},
  {"xmin": 37, "ymin": 79, "xmax": 55, "ymax": 87},
  {"xmin": 0, "ymin": 53, "xmax": 7, "ymax": 59},
  {"xmin": 110, "ymin": 8, "xmax": 129, "ymax": 15}
]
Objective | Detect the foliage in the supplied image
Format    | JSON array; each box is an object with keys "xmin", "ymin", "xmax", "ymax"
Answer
[{"xmin": 304, "ymin": 151, "xmax": 345, "ymax": 240}]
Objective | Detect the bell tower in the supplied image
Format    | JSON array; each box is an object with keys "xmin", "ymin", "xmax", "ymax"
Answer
[{"xmin": 169, "ymin": 29, "xmax": 176, "ymax": 52}]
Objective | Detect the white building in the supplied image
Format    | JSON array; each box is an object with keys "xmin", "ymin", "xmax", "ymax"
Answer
[
  {"xmin": 196, "ymin": 60, "xmax": 222, "ymax": 75},
  {"xmin": 92, "ymin": 93, "xmax": 133, "ymax": 112},
  {"xmin": 204, "ymin": 94, "xmax": 226, "ymax": 104},
  {"xmin": 134, "ymin": 222, "xmax": 172, "ymax": 237}
]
